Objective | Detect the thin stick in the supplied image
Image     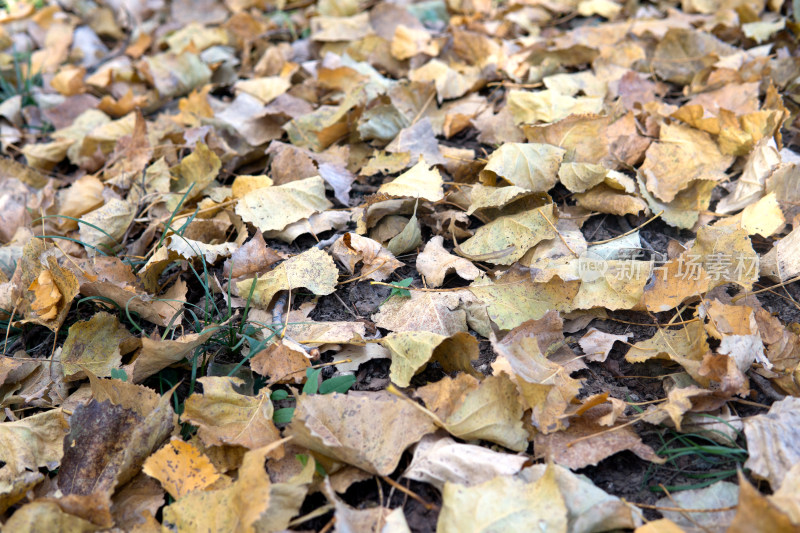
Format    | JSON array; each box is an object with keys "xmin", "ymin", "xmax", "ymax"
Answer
[
  {"xmin": 539, "ymin": 207, "xmax": 578, "ymax": 257},
  {"xmin": 286, "ymin": 504, "xmax": 334, "ymax": 528},
  {"xmin": 339, "ymin": 259, "xmax": 389, "ymax": 285},
  {"xmin": 588, "ymin": 210, "xmax": 664, "ymax": 245},
  {"xmin": 626, "ymin": 501, "xmax": 737, "ymax": 513},
  {"xmin": 369, "ymin": 281, "xmax": 467, "ymax": 293},
  {"xmin": 385, "ymin": 384, "xmax": 447, "ymax": 427},
  {"xmin": 319, "ymin": 516, "xmax": 336, "ymax": 533},
  {"xmin": 380, "ymin": 476, "xmax": 439, "ymax": 511}
]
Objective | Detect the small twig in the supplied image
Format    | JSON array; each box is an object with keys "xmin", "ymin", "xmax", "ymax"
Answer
[
  {"xmin": 385, "ymin": 384, "xmax": 447, "ymax": 428},
  {"xmin": 318, "ymin": 516, "xmax": 336, "ymax": 533},
  {"xmin": 748, "ymin": 371, "xmax": 785, "ymax": 402},
  {"xmin": 659, "ymin": 484, "xmax": 714, "ymax": 533},
  {"xmin": 315, "ymin": 233, "xmax": 342, "ymax": 249},
  {"xmin": 380, "ymin": 476, "xmax": 439, "ymax": 511},
  {"xmin": 539, "ymin": 207, "xmax": 578, "ymax": 257},
  {"xmin": 272, "ymin": 293, "xmax": 288, "ymax": 326},
  {"xmin": 369, "ymin": 281, "xmax": 467, "ymax": 293},
  {"xmin": 339, "ymin": 260, "xmax": 390, "ymax": 285},
  {"xmin": 286, "ymin": 504, "xmax": 335, "ymax": 528},
  {"xmin": 331, "ymin": 291, "xmax": 359, "ymax": 318},
  {"xmin": 588, "ymin": 210, "xmax": 664, "ymax": 245},
  {"xmin": 625, "ymin": 500, "xmax": 738, "ymax": 513}
]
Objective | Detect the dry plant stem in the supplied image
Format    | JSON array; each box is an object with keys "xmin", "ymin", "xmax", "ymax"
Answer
[
  {"xmin": 339, "ymin": 259, "xmax": 390, "ymax": 285},
  {"xmin": 732, "ymin": 274, "xmax": 800, "ymax": 301},
  {"xmin": 385, "ymin": 384, "xmax": 447, "ymax": 428},
  {"xmin": 318, "ymin": 516, "xmax": 336, "ymax": 533},
  {"xmin": 660, "ymin": 484, "xmax": 713, "ymax": 533},
  {"xmin": 380, "ymin": 476, "xmax": 439, "ymax": 511},
  {"xmin": 588, "ymin": 210, "xmax": 664, "ymax": 245},
  {"xmin": 370, "ymin": 281, "xmax": 470, "ymax": 293},
  {"xmin": 748, "ymin": 370, "xmax": 785, "ymax": 401},
  {"xmin": 539, "ymin": 207, "xmax": 578, "ymax": 257},
  {"xmin": 287, "ymin": 504, "xmax": 335, "ymax": 528},
  {"xmin": 626, "ymin": 500, "xmax": 738, "ymax": 513}
]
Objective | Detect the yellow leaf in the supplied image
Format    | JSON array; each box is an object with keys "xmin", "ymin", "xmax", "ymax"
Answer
[
  {"xmin": 287, "ymin": 390, "xmax": 437, "ymax": 475},
  {"xmin": 437, "ymin": 465, "xmax": 567, "ymax": 533},
  {"xmin": 378, "ymin": 158, "xmax": 444, "ymax": 201},
  {"xmin": 381, "ymin": 330, "xmax": 481, "ymax": 387},
  {"xmin": 61, "ymin": 311, "xmax": 132, "ymax": 381},
  {"xmin": 182, "ymin": 377, "xmax": 282, "ymax": 449},
  {"xmin": 235, "ymin": 247, "xmax": 338, "ymax": 309},
  {"xmin": 458, "ymin": 205, "xmax": 558, "ymax": 265},
  {"xmin": 235, "ymin": 176, "xmax": 333, "ymax": 233},
  {"xmin": 143, "ymin": 438, "xmax": 222, "ymax": 499},
  {"xmin": 29, "ymin": 270, "xmax": 61, "ymax": 320},
  {"xmin": 416, "ymin": 373, "xmax": 528, "ymax": 451},
  {"xmin": 479, "ymin": 143, "xmax": 565, "ymax": 191}
]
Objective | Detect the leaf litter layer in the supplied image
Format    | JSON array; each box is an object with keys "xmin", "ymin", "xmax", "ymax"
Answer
[{"xmin": 0, "ymin": 0, "xmax": 799, "ymax": 531}]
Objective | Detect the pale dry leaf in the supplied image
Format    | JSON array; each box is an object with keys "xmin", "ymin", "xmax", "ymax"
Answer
[
  {"xmin": 374, "ymin": 290, "xmax": 469, "ymax": 336},
  {"xmin": 330, "ymin": 232, "xmax": 403, "ymax": 282},
  {"xmin": 416, "ymin": 236, "xmax": 480, "ymax": 287},
  {"xmin": 743, "ymin": 396, "xmax": 800, "ymax": 489},
  {"xmin": 437, "ymin": 466, "xmax": 567, "ymax": 533},
  {"xmin": 287, "ymin": 390, "xmax": 437, "ymax": 475},
  {"xmin": 403, "ymin": 434, "xmax": 527, "ymax": 490},
  {"xmin": 182, "ymin": 376, "xmax": 282, "ymax": 450},
  {"xmin": 236, "ymin": 247, "xmax": 338, "ymax": 309},
  {"xmin": 479, "ymin": 143, "xmax": 566, "ymax": 191},
  {"xmin": 416, "ymin": 373, "xmax": 528, "ymax": 451},
  {"xmin": 235, "ymin": 176, "xmax": 333, "ymax": 233},
  {"xmin": 457, "ymin": 204, "xmax": 558, "ymax": 265},
  {"xmin": 377, "ymin": 158, "xmax": 444, "ymax": 202},
  {"xmin": 578, "ymin": 328, "xmax": 632, "ymax": 363}
]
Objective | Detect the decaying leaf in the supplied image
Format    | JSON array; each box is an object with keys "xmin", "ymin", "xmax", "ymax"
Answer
[
  {"xmin": 236, "ymin": 247, "xmax": 338, "ymax": 308},
  {"xmin": 416, "ymin": 236, "xmax": 480, "ymax": 287},
  {"xmin": 381, "ymin": 330, "xmax": 480, "ymax": 387},
  {"xmin": 330, "ymin": 232, "xmax": 403, "ymax": 281},
  {"xmin": 142, "ymin": 438, "xmax": 222, "ymax": 499},
  {"xmin": 416, "ymin": 373, "xmax": 528, "ymax": 451},
  {"xmin": 287, "ymin": 390, "xmax": 437, "ymax": 475},
  {"xmin": 235, "ymin": 176, "xmax": 333, "ymax": 233},
  {"xmin": 743, "ymin": 396, "xmax": 800, "ymax": 489},
  {"xmin": 182, "ymin": 377, "xmax": 282, "ymax": 450}
]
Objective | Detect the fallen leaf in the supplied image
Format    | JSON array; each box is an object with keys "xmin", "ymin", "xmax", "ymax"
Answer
[
  {"xmin": 0, "ymin": 409, "xmax": 68, "ymax": 476},
  {"xmin": 743, "ymin": 396, "xmax": 800, "ymax": 489},
  {"xmin": 457, "ymin": 204, "xmax": 558, "ymax": 265},
  {"xmin": 142, "ymin": 438, "xmax": 222, "ymax": 499},
  {"xmin": 374, "ymin": 290, "xmax": 469, "ymax": 336},
  {"xmin": 377, "ymin": 158, "xmax": 444, "ymax": 202},
  {"xmin": 416, "ymin": 236, "xmax": 480, "ymax": 287},
  {"xmin": 236, "ymin": 247, "xmax": 338, "ymax": 309},
  {"xmin": 381, "ymin": 330, "xmax": 480, "ymax": 387},
  {"xmin": 479, "ymin": 143, "xmax": 566, "ymax": 191},
  {"xmin": 235, "ymin": 176, "xmax": 333, "ymax": 233},
  {"xmin": 403, "ymin": 434, "xmax": 527, "ymax": 490},
  {"xmin": 437, "ymin": 465, "xmax": 568, "ymax": 533},
  {"xmin": 60, "ymin": 311, "xmax": 132, "ymax": 381},
  {"xmin": 182, "ymin": 376, "xmax": 282, "ymax": 450},
  {"xmin": 330, "ymin": 232, "xmax": 403, "ymax": 282},
  {"xmin": 415, "ymin": 373, "xmax": 528, "ymax": 451},
  {"xmin": 287, "ymin": 390, "xmax": 437, "ymax": 475}
]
